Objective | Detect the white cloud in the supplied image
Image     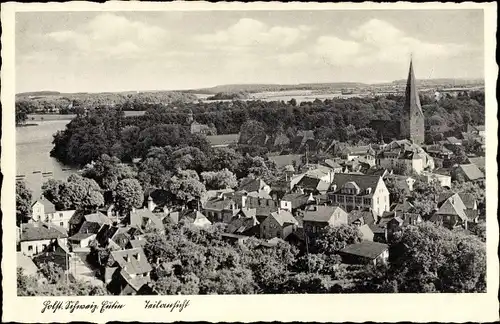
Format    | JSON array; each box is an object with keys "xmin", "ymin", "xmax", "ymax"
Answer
[
  {"xmin": 313, "ymin": 19, "xmax": 468, "ymax": 67},
  {"xmin": 275, "ymin": 52, "xmax": 310, "ymax": 66},
  {"xmin": 196, "ymin": 18, "xmax": 310, "ymax": 51},
  {"xmin": 45, "ymin": 13, "xmax": 169, "ymax": 59}
]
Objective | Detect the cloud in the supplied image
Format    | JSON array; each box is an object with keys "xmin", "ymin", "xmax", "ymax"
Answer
[
  {"xmin": 196, "ymin": 18, "xmax": 310, "ymax": 51},
  {"xmin": 45, "ymin": 13, "xmax": 169, "ymax": 59},
  {"xmin": 313, "ymin": 19, "xmax": 468, "ymax": 67}
]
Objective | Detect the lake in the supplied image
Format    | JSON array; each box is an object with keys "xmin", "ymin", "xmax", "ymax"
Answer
[{"xmin": 16, "ymin": 120, "xmax": 75, "ymax": 199}]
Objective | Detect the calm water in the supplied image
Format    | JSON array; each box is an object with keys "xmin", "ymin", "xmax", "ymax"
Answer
[{"xmin": 16, "ymin": 120, "xmax": 76, "ymax": 199}]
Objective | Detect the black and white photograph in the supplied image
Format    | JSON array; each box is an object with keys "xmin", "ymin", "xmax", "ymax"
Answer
[{"xmin": 2, "ymin": 2, "xmax": 498, "ymax": 323}]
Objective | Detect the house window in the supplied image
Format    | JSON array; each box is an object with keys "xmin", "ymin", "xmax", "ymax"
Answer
[
  {"xmin": 60, "ymin": 222, "xmax": 64, "ymax": 227},
  {"xmin": 28, "ymin": 245, "xmax": 33, "ymax": 251},
  {"xmin": 59, "ymin": 213, "xmax": 63, "ymax": 218},
  {"xmin": 42, "ymin": 244, "xmax": 47, "ymax": 251}
]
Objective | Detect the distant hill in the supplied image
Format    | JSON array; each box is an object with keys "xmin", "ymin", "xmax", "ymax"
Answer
[
  {"xmin": 391, "ymin": 78, "xmax": 484, "ymax": 87},
  {"xmin": 16, "ymin": 91, "xmax": 61, "ymax": 97},
  {"xmin": 189, "ymin": 82, "xmax": 368, "ymax": 94}
]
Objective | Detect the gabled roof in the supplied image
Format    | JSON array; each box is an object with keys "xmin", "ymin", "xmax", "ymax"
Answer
[
  {"xmin": 247, "ymin": 190, "xmax": 273, "ymax": 200},
  {"xmin": 456, "ymin": 164, "xmax": 485, "ymax": 181},
  {"xmin": 340, "ymin": 241, "xmax": 389, "ymax": 259},
  {"xmin": 359, "ymin": 224, "xmax": 374, "ymax": 241},
  {"xmin": 69, "ymin": 232, "xmax": 96, "ymax": 242},
  {"xmin": 466, "ymin": 157, "xmax": 485, "ymax": 169},
  {"xmin": 238, "ymin": 177, "xmax": 269, "ymax": 193},
  {"xmin": 458, "ymin": 193, "xmax": 476, "ymax": 210},
  {"xmin": 296, "ymin": 176, "xmax": 330, "ymax": 192},
  {"xmin": 79, "ymin": 211, "xmax": 111, "ymax": 225},
  {"xmin": 204, "ymin": 197, "xmax": 235, "ymax": 211},
  {"xmin": 281, "ymin": 193, "xmax": 311, "ymax": 209},
  {"xmin": 330, "ymin": 174, "xmax": 381, "ymax": 196},
  {"xmin": 391, "ymin": 200, "xmax": 414, "ymax": 213},
  {"xmin": 17, "ymin": 252, "xmax": 38, "ymax": 276},
  {"xmin": 181, "ymin": 210, "xmax": 211, "ymax": 225},
  {"xmin": 130, "ymin": 208, "xmax": 164, "ymax": 232},
  {"xmin": 21, "ymin": 222, "xmax": 68, "ymax": 242},
  {"xmin": 77, "ymin": 221, "xmax": 103, "ymax": 235},
  {"xmin": 269, "ymin": 210, "xmax": 298, "ymax": 226},
  {"xmin": 342, "ymin": 145, "xmax": 375, "ymax": 155},
  {"xmin": 323, "ymin": 159, "xmax": 342, "ymax": 169},
  {"xmin": 303, "ymin": 205, "xmax": 345, "ymax": 223},
  {"xmin": 226, "ymin": 214, "xmax": 260, "ymax": 235},
  {"xmin": 237, "ymin": 207, "xmax": 257, "ymax": 219},
  {"xmin": 347, "ymin": 209, "xmax": 376, "ymax": 225},
  {"xmin": 110, "ymin": 248, "xmax": 152, "ymax": 275},
  {"xmin": 31, "ymin": 197, "xmax": 56, "ymax": 214}
]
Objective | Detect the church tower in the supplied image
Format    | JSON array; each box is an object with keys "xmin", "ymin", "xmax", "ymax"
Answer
[{"xmin": 400, "ymin": 59, "xmax": 425, "ymax": 144}]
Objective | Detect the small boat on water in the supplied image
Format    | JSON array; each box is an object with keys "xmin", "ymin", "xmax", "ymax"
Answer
[
  {"xmin": 32, "ymin": 171, "xmax": 41, "ymax": 174},
  {"xmin": 16, "ymin": 175, "xmax": 26, "ymax": 178}
]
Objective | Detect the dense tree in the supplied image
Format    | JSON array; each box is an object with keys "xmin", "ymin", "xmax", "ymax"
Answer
[
  {"xmin": 208, "ymin": 147, "xmax": 242, "ymax": 172},
  {"xmin": 42, "ymin": 174, "xmax": 104, "ymax": 211},
  {"xmin": 358, "ymin": 222, "xmax": 486, "ymax": 293},
  {"xmin": 114, "ymin": 178, "xmax": 144, "ymax": 215},
  {"xmin": 165, "ymin": 170, "xmax": 206, "ymax": 206},
  {"xmin": 239, "ymin": 120, "xmax": 266, "ymax": 144},
  {"xmin": 201, "ymin": 169, "xmax": 238, "ymax": 190},
  {"xmin": 311, "ymin": 225, "xmax": 363, "ymax": 255},
  {"xmin": 16, "ymin": 180, "xmax": 33, "ymax": 226},
  {"xmin": 17, "ymin": 268, "xmax": 107, "ymax": 296},
  {"xmin": 82, "ymin": 154, "xmax": 137, "ymax": 191}
]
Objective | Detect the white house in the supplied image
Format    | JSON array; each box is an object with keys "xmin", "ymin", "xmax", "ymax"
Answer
[
  {"xmin": 20, "ymin": 222, "xmax": 68, "ymax": 257},
  {"xmin": 31, "ymin": 197, "xmax": 56, "ymax": 223},
  {"xmin": 377, "ymin": 140, "xmax": 435, "ymax": 174},
  {"xmin": 328, "ymin": 174, "xmax": 390, "ymax": 217}
]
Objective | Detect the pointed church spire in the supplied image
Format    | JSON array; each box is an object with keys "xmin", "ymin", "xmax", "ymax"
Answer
[{"xmin": 400, "ymin": 58, "xmax": 425, "ymax": 144}]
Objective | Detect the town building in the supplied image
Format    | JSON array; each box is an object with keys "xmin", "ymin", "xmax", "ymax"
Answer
[
  {"xmin": 31, "ymin": 197, "xmax": 56, "ymax": 223},
  {"xmin": 338, "ymin": 241, "xmax": 389, "ymax": 266},
  {"xmin": 430, "ymin": 192, "xmax": 478, "ymax": 230},
  {"xmin": 451, "ymin": 164, "xmax": 485, "ymax": 183},
  {"xmin": 377, "ymin": 139, "xmax": 435, "ymax": 174},
  {"xmin": 106, "ymin": 248, "xmax": 152, "ymax": 295},
  {"xmin": 260, "ymin": 210, "xmax": 299, "ymax": 239},
  {"xmin": 302, "ymin": 205, "xmax": 348, "ymax": 236},
  {"xmin": 328, "ymin": 173, "xmax": 390, "ymax": 217},
  {"xmin": 19, "ymin": 222, "xmax": 68, "ymax": 257},
  {"xmin": 400, "ymin": 60, "xmax": 425, "ymax": 144}
]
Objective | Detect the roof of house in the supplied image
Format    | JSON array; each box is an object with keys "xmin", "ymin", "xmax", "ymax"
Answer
[
  {"xmin": 129, "ymin": 239, "xmax": 147, "ymax": 249},
  {"xmin": 204, "ymin": 197, "xmax": 235, "ymax": 211},
  {"xmin": 110, "ymin": 248, "xmax": 152, "ymax": 275},
  {"xmin": 17, "ymin": 252, "xmax": 38, "ymax": 276},
  {"xmin": 296, "ymin": 176, "xmax": 330, "ymax": 192},
  {"xmin": 226, "ymin": 214, "xmax": 260, "ymax": 235},
  {"xmin": 467, "ymin": 157, "xmax": 485, "ymax": 169},
  {"xmin": 458, "ymin": 193, "xmax": 477, "ymax": 210},
  {"xmin": 238, "ymin": 177, "xmax": 269, "ymax": 193},
  {"xmin": 119, "ymin": 268, "xmax": 150, "ymax": 292},
  {"xmin": 368, "ymin": 223, "xmax": 386, "ymax": 234},
  {"xmin": 343, "ymin": 145, "xmax": 375, "ymax": 155},
  {"xmin": 323, "ymin": 159, "xmax": 343, "ymax": 169},
  {"xmin": 434, "ymin": 193, "xmax": 468, "ymax": 221},
  {"xmin": 206, "ymin": 134, "xmax": 240, "ymax": 147},
  {"xmin": 247, "ymin": 190, "xmax": 273, "ymax": 200},
  {"xmin": 347, "ymin": 209, "xmax": 376, "ymax": 225},
  {"xmin": 201, "ymin": 189, "xmax": 234, "ymax": 205},
  {"xmin": 181, "ymin": 210, "xmax": 211, "ymax": 225},
  {"xmin": 69, "ymin": 211, "xmax": 111, "ymax": 226},
  {"xmin": 303, "ymin": 205, "xmax": 345, "ymax": 223},
  {"xmin": 130, "ymin": 208, "xmax": 164, "ymax": 232},
  {"xmin": 68, "ymin": 232, "xmax": 96, "ymax": 242},
  {"xmin": 391, "ymin": 200, "xmax": 414, "ymax": 213},
  {"xmin": 330, "ymin": 174, "xmax": 381, "ymax": 196},
  {"xmin": 237, "ymin": 207, "xmax": 257, "ymax": 219},
  {"xmin": 20, "ymin": 222, "xmax": 68, "ymax": 242},
  {"xmin": 31, "ymin": 197, "xmax": 56, "ymax": 214},
  {"xmin": 359, "ymin": 224, "xmax": 374, "ymax": 240},
  {"xmin": 78, "ymin": 221, "xmax": 103, "ymax": 235},
  {"xmin": 256, "ymin": 206, "xmax": 279, "ymax": 217},
  {"xmin": 340, "ymin": 241, "xmax": 389, "ymax": 259},
  {"xmin": 267, "ymin": 154, "xmax": 303, "ymax": 169},
  {"xmin": 456, "ymin": 164, "xmax": 485, "ymax": 181},
  {"xmin": 269, "ymin": 210, "xmax": 298, "ymax": 226}
]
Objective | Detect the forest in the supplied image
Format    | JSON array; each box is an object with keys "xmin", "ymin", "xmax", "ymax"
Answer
[{"xmin": 48, "ymin": 90, "xmax": 485, "ymax": 168}]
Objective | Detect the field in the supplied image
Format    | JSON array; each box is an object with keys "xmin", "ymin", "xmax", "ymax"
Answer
[{"xmin": 27, "ymin": 111, "xmax": 146, "ymax": 121}]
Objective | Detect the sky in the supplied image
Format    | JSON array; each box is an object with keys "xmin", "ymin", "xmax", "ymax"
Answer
[{"xmin": 15, "ymin": 10, "xmax": 484, "ymax": 93}]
